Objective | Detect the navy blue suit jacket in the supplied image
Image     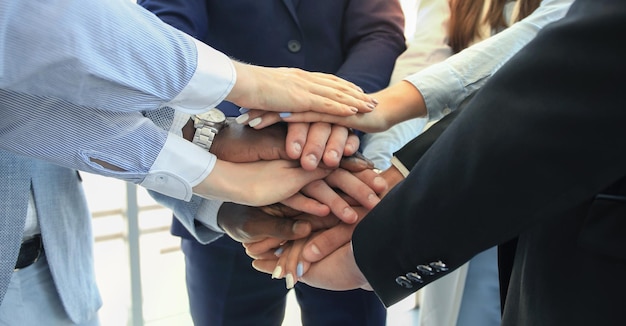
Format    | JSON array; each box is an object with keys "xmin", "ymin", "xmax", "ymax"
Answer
[{"xmin": 139, "ymin": 0, "xmax": 406, "ymax": 240}]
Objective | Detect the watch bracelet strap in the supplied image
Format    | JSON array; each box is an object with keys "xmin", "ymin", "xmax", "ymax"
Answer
[{"xmin": 192, "ymin": 125, "xmax": 219, "ymax": 151}]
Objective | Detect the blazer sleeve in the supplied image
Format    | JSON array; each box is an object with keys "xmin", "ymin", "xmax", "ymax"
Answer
[
  {"xmin": 335, "ymin": 0, "xmax": 406, "ymax": 92},
  {"xmin": 352, "ymin": 0, "xmax": 626, "ymax": 307},
  {"xmin": 393, "ymin": 109, "xmax": 462, "ymax": 172}
]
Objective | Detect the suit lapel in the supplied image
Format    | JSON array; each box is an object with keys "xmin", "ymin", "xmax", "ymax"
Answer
[{"xmin": 281, "ymin": 0, "xmax": 301, "ymax": 28}]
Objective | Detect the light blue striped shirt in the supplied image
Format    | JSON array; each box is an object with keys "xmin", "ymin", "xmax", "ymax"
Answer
[{"xmin": 0, "ymin": 0, "xmax": 237, "ymax": 200}]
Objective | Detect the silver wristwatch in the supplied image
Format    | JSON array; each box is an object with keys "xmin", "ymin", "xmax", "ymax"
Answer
[{"xmin": 192, "ymin": 108, "xmax": 226, "ymax": 151}]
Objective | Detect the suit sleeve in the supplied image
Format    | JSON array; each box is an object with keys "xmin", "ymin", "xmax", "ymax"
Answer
[
  {"xmin": 335, "ymin": 0, "xmax": 406, "ymax": 92},
  {"xmin": 393, "ymin": 109, "xmax": 462, "ymax": 171},
  {"xmin": 352, "ymin": 0, "xmax": 626, "ymax": 307}
]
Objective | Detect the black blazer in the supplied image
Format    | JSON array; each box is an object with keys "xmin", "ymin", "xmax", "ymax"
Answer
[{"xmin": 353, "ymin": 1, "xmax": 626, "ymax": 325}]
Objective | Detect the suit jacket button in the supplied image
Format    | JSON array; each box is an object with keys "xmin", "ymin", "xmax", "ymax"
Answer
[
  {"xmin": 416, "ymin": 264, "xmax": 435, "ymax": 275},
  {"xmin": 429, "ymin": 261, "xmax": 449, "ymax": 272},
  {"xmin": 395, "ymin": 276, "xmax": 413, "ymax": 288},
  {"xmin": 406, "ymin": 272, "xmax": 423, "ymax": 283},
  {"xmin": 287, "ymin": 40, "xmax": 302, "ymax": 53}
]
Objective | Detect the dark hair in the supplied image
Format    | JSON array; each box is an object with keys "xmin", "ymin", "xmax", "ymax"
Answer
[{"xmin": 448, "ymin": 0, "xmax": 541, "ymax": 53}]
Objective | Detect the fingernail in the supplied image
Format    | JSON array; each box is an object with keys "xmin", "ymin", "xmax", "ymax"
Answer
[
  {"xmin": 235, "ymin": 113, "xmax": 249, "ymax": 124},
  {"xmin": 292, "ymin": 142, "xmax": 302, "ymax": 156},
  {"xmin": 296, "ymin": 262, "xmax": 304, "ymax": 278},
  {"xmin": 248, "ymin": 117, "xmax": 262, "ymax": 127},
  {"xmin": 274, "ymin": 247, "xmax": 284, "ymax": 257},
  {"xmin": 285, "ymin": 273, "xmax": 295, "ymax": 289},
  {"xmin": 367, "ymin": 103, "xmax": 376, "ymax": 110},
  {"xmin": 350, "ymin": 107, "xmax": 358, "ymax": 113},
  {"xmin": 292, "ymin": 221, "xmax": 308, "ymax": 235},
  {"xmin": 306, "ymin": 153, "xmax": 318, "ymax": 166},
  {"xmin": 279, "ymin": 112, "xmax": 292, "ymax": 118},
  {"xmin": 368, "ymin": 193, "xmax": 380, "ymax": 205},
  {"xmin": 272, "ymin": 266, "xmax": 282, "ymax": 279},
  {"xmin": 239, "ymin": 107, "xmax": 249, "ymax": 114},
  {"xmin": 343, "ymin": 207, "xmax": 357, "ymax": 223},
  {"xmin": 374, "ymin": 175, "xmax": 387, "ymax": 189},
  {"xmin": 371, "ymin": 98, "xmax": 379, "ymax": 105},
  {"xmin": 310, "ymin": 244, "xmax": 321, "ymax": 256},
  {"xmin": 326, "ymin": 150, "xmax": 339, "ymax": 161}
]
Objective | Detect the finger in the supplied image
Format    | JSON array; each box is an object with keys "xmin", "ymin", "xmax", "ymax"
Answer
[
  {"xmin": 302, "ymin": 223, "xmax": 356, "ymax": 262},
  {"xmin": 305, "ymin": 72, "xmax": 377, "ymax": 114},
  {"xmin": 234, "ymin": 108, "xmax": 263, "ymax": 125},
  {"xmin": 244, "ymin": 238, "xmax": 285, "ymax": 258},
  {"xmin": 249, "ymin": 112, "xmax": 283, "ymax": 129},
  {"xmin": 344, "ymin": 132, "xmax": 360, "ymax": 157},
  {"xmin": 285, "ymin": 122, "xmax": 310, "ymax": 160},
  {"xmin": 321, "ymin": 124, "xmax": 348, "ymax": 168},
  {"xmin": 281, "ymin": 193, "xmax": 330, "ymax": 217},
  {"xmin": 300, "ymin": 122, "xmax": 331, "ymax": 170},
  {"xmin": 339, "ymin": 152, "xmax": 375, "ymax": 172},
  {"xmin": 252, "ymin": 258, "xmax": 281, "ymax": 275},
  {"xmin": 325, "ymin": 169, "xmax": 383, "ymax": 209},
  {"xmin": 301, "ymin": 179, "xmax": 358, "ymax": 223},
  {"xmin": 275, "ymin": 238, "xmax": 308, "ymax": 288}
]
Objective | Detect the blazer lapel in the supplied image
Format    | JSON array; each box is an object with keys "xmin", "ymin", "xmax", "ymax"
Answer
[{"xmin": 281, "ymin": 0, "xmax": 301, "ymax": 28}]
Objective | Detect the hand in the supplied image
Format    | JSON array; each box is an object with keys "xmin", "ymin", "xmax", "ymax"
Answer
[
  {"xmin": 217, "ymin": 202, "xmax": 340, "ymax": 244},
  {"xmin": 281, "ymin": 163, "xmax": 386, "ymax": 224},
  {"xmin": 226, "ymin": 61, "xmax": 378, "ymax": 116},
  {"xmin": 210, "ymin": 119, "xmax": 290, "ymax": 162},
  {"xmin": 238, "ymin": 81, "xmax": 426, "ymax": 133},
  {"xmin": 192, "ymin": 159, "xmax": 331, "ymax": 206},
  {"xmin": 285, "ymin": 123, "xmax": 360, "ymax": 170},
  {"xmin": 248, "ymin": 206, "xmax": 370, "ymax": 285},
  {"xmin": 252, "ymin": 240, "xmax": 371, "ymax": 291}
]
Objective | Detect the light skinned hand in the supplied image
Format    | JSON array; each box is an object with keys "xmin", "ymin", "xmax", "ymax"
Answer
[
  {"xmin": 238, "ymin": 81, "xmax": 427, "ymax": 133},
  {"xmin": 226, "ymin": 61, "xmax": 378, "ymax": 116},
  {"xmin": 192, "ymin": 159, "xmax": 331, "ymax": 206},
  {"xmin": 213, "ymin": 118, "xmax": 360, "ymax": 171},
  {"xmin": 252, "ymin": 241, "xmax": 371, "ymax": 291},
  {"xmin": 285, "ymin": 123, "xmax": 360, "ymax": 170},
  {"xmin": 248, "ymin": 167, "xmax": 402, "ymax": 276},
  {"xmin": 300, "ymin": 166, "xmax": 404, "ymax": 261},
  {"xmin": 249, "ymin": 205, "xmax": 369, "ymax": 275}
]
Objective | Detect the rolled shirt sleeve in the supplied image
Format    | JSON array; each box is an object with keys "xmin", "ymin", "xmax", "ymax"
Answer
[
  {"xmin": 0, "ymin": 0, "xmax": 240, "ymax": 200},
  {"xmin": 406, "ymin": 0, "xmax": 573, "ymax": 122}
]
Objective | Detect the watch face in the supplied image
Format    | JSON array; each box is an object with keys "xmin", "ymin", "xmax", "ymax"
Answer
[{"xmin": 198, "ymin": 108, "xmax": 226, "ymax": 123}]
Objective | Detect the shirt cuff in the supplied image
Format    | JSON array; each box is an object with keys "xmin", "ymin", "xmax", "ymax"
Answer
[
  {"xmin": 140, "ymin": 133, "xmax": 217, "ymax": 201},
  {"xmin": 194, "ymin": 199, "xmax": 225, "ymax": 233},
  {"xmin": 166, "ymin": 36, "xmax": 237, "ymax": 114},
  {"xmin": 390, "ymin": 156, "xmax": 411, "ymax": 178}
]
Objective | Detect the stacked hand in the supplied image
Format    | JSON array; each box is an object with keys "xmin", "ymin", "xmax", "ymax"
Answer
[{"xmin": 242, "ymin": 166, "xmax": 404, "ymax": 290}]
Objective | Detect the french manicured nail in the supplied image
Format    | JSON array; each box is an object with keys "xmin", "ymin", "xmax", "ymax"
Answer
[
  {"xmin": 285, "ymin": 273, "xmax": 295, "ymax": 289},
  {"xmin": 272, "ymin": 266, "xmax": 282, "ymax": 279},
  {"xmin": 279, "ymin": 112, "xmax": 292, "ymax": 118},
  {"xmin": 239, "ymin": 107, "xmax": 250, "ymax": 114},
  {"xmin": 235, "ymin": 113, "xmax": 249, "ymax": 124},
  {"xmin": 371, "ymin": 98, "xmax": 379, "ymax": 105},
  {"xmin": 367, "ymin": 103, "xmax": 376, "ymax": 110},
  {"xmin": 274, "ymin": 247, "xmax": 284, "ymax": 257},
  {"xmin": 248, "ymin": 117, "xmax": 262, "ymax": 127},
  {"xmin": 350, "ymin": 107, "xmax": 358, "ymax": 113},
  {"xmin": 296, "ymin": 262, "xmax": 304, "ymax": 278}
]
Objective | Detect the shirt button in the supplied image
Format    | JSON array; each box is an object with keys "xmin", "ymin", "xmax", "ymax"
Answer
[{"xmin": 287, "ymin": 40, "xmax": 301, "ymax": 53}]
